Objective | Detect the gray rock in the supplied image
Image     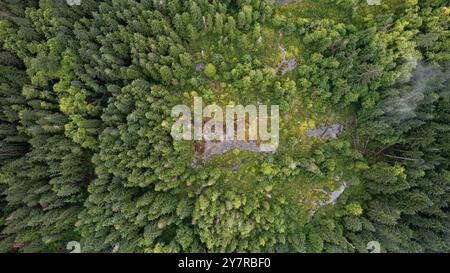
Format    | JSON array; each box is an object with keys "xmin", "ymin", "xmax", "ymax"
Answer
[
  {"xmin": 275, "ymin": 45, "xmax": 298, "ymax": 76},
  {"xmin": 307, "ymin": 123, "xmax": 343, "ymax": 139},
  {"xmin": 309, "ymin": 178, "xmax": 348, "ymax": 218},
  {"xmin": 273, "ymin": 0, "xmax": 301, "ymax": 4},
  {"xmin": 196, "ymin": 63, "xmax": 205, "ymax": 72}
]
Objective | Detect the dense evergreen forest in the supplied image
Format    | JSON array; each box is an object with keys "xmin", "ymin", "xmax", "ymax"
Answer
[{"xmin": 0, "ymin": 0, "xmax": 449, "ymax": 253}]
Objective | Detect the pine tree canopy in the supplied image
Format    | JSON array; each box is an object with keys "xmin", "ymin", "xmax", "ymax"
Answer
[{"xmin": 0, "ymin": 0, "xmax": 449, "ymax": 253}]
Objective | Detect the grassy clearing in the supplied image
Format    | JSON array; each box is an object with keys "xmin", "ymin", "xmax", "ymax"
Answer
[{"xmin": 178, "ymin": 0, "xmax": 368, "ymax": 222}]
